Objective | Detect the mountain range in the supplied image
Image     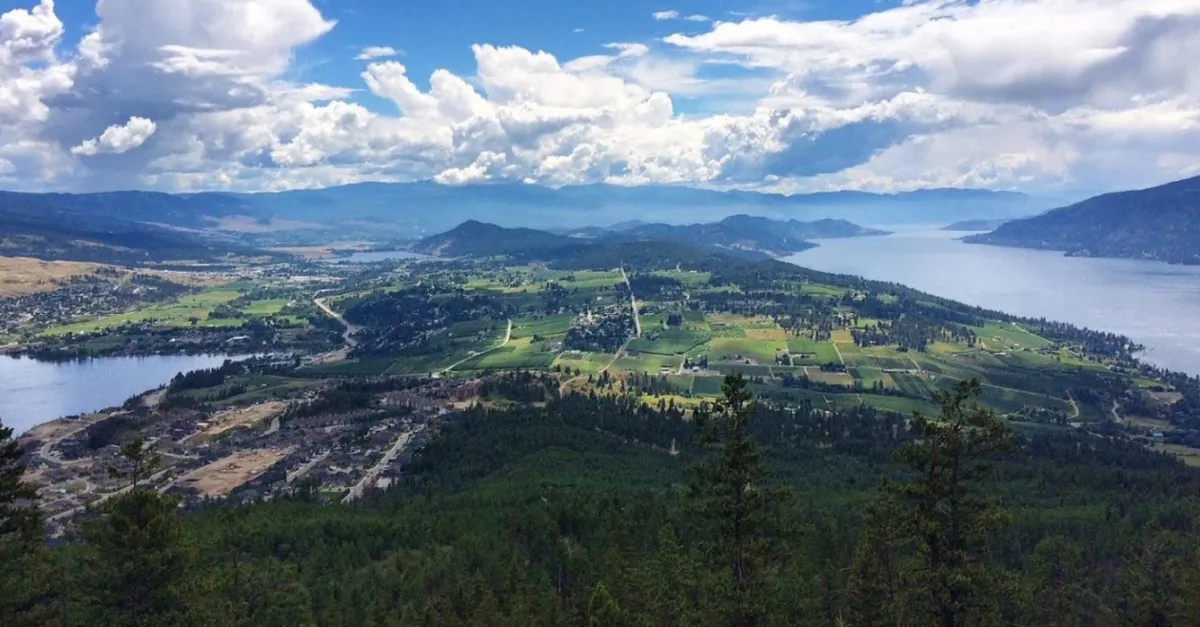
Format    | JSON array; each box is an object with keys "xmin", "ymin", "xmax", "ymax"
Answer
[
  {"xmin": 964, "ymin": 175, "xmax": 1200, "ymax": 265},
  {"xmin": 0, "ymin": 182, "xmax": 1051, "ymax": 244}
]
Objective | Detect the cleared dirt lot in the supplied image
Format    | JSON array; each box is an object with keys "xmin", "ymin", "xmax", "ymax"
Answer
[
  {"xmin": 201, "ymin": 402, "xmax": 286, "ymax": 437},
  {"xmin": 0, "ymin": 256, "xmax": 101, "ymax": 298},
  {"xmin": 178, "ymin": 448, "xmax": 294, "ymax": 497}
]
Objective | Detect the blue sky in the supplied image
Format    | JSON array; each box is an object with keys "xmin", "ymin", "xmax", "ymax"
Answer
[{"xmin": 1, "ymin": 0, "xmax": 1198, "ymax": 195}]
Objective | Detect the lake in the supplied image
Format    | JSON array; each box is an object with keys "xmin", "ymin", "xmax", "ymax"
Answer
[
  {"xmin": 324, "ymin": 250, "xmax": 429, "ymax": 263},
  {"xmin": 784, "ymin": 230, "xmax": 1200, "ymax": 376},
  {"xmin": 0, "ymin": 354, "xmax": 238, "ymax": 435}
]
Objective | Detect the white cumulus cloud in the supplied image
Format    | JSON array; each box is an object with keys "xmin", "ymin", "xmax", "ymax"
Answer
[
  {"xmin": 71, "ymin": 117, "xmax": 157, "ymax": 156},
  {"xmin": 0, "ymin": 0, "xmax": 1196, "ymax": 195}
]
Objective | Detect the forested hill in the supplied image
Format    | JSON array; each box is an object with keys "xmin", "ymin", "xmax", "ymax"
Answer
[
  {"xmin": 409, "ymin": 220, "xmax": 573, "ymax": 257},
  {"xmin": 964, "ymin": 175, "xmax": 1200, "ymax": 264},
  {"xmin": 8, "ymin": 374, "xmax": 1200, "ymax": 625},
  {"xmin": 412, "ymin": 215, "xmax": 885, "ymax": 259},
  {"xmin": 606, "ymin": 215, "xmax": 887, "ymax": 254}
]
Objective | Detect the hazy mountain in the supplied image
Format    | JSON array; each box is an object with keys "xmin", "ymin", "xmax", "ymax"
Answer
[
  {"xmin": 0, "ymin": 191, "xmax": 264, "ymax": 264},
  {"xmin": 963, "ymin": 175, "xmax": 1200, "ymax": 265},
  {"xmin": 410, "ymin": 220, "xmax": 572, "ymax": 257},
  {"xmin": 942, "ymin": 219, "xmax": 1010, "ymax": 231},
  {"xmin": 609, "ymin": 215, "xmax": 888, "ymax": 255},
  {"xmin": 0, "ymin": 182, "xmax": 1050, "ymax": 241},
  {"xmin": 412, "ymin": 215, "xmax": 885, "ymax": 260}
]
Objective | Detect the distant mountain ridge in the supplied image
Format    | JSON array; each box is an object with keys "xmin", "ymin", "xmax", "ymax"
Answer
[
  {"xmin": 606, "ymin": 215, "xmax": 888, "ymax": 254},
  {"xmin": 0, "ymin": 191, "xmax": 263, "ymax": 263},
  {"xmin": 963, "ymin": 175, "xmax": 1200, "ymax": 264},
  {"xmin": 942, "ymin": 219, "xmax": 1010, "ymax": 231},
  {"xmin": 411, "ymin": 215, "xmax": 886, "ymax": 259},
  {"xmin": 0, "ymin": 182, "xmax": 1052, "ymax": 240}
]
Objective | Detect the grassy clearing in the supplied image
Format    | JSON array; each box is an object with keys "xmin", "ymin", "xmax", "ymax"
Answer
[
  {"xmin": 1152, "ymin": 443, "xmax": 1200, "ymax": 467},
  {"xmin": 708, "ymin": 338, "xmax": 787, "ymax": 363},
  {"xmin": 800, "ymin": 283, "xmax": 845, "ymax": 298},
  {"xmin": 613, "ymin": 353, "xmax": 684, "ymax": 374},
  {"xmin": 628, "ymin": 329, "xmax": 708, "ymax": 355},
  {"xmin": 786, "ymin": 339, "xmax": 840, "ymax": 364},
  {"xmin": 241, "ymin": 299, "xmax": 289, "ymax": 315},
  {"xmin": 554, "ymin": 351, "xmax": 615, "ymax": 375},
  {"xmin": 0, "ymin": 256, "xmax": 101, "ymax": 298},
  {"xmin": 461, "ymin": 345, "xmax": 558, "ymax": 370},
  {"xmin": 972, "ymin": 322, "xmax": 1052, "ymax": 350},
  {"xmin": 559, "ymin": 270, "xmax": 625, "ymax": 289},
  {"xmin": 510, "ymin": 314, "xmax": 575, "ymax": 339},
  {"xmin": 807, "ymin": 369, "xmax": 855, "ymax": 387}
]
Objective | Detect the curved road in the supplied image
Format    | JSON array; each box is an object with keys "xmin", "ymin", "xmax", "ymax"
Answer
[{"xmin": 313, "ymin": 293, "xmax": 360, "ymax": 348}]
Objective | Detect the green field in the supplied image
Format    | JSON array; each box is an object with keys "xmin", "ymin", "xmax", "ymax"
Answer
[
  {"xmin": 241, "ymin": 299, "xmax": 289, "ymax": 315},
  {"xmin": 849, "ymin": 367, "xmax": 887, "ymax": 389},
  {"xmin": 627, "ymin": 329, "xmax": 709, "ymax": 355},
  {"xmin": 891, "ymin": 372, "xmax": 933, "ymax": 397},
  {"xmin": 708, "ymin": 338, "xmax": 787, "ymax": 363},
  {"xmin": 510, "ymin": 314, "xmax": 575, "ymax": 339},
  {"xmin": 971, "ymin": 322, "xmax": 1052, "ymax": 350},
  {"xmin": 554, "ymin": 351, "xmax": 615, "ymax": 375},
  {"xmin": 613, "ymin": 353, "xmax": 684, "ymax": 374},
  {"xmin": 461, "ymin": 345, "xmax": 558, "ymax": 370},
  {"xmin": 43, "ymin": 289, "xmax": 244, "ymax": 336},
  {"xmin": 786, "ymin": 338, "xmax": 840, "ymax": 364},
  {"xmin": 692, "ymin": 376, "xmax": 726, "ymax": 396}
]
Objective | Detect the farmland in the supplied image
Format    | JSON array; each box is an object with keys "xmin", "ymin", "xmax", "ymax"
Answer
[{"xmin": 316, "ymin": 257, "xmax": 1171, "ymax": 426}]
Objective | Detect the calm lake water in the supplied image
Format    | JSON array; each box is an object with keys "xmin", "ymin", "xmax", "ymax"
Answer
[
  {"xmin": 784, "ymin": 230, "xmax": 1200, "ymax": 376},
  {"xmin": 324, "ymin": 250, "xmax": 428, "ymax": 263},
  {"xmin": 0, "ymin": 354, "xmax": 237, "ymax": 435}
]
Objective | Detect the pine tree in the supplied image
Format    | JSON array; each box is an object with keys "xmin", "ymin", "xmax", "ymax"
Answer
[
  {"xmin": 1026, "ymin": 535, "xmax": 1115, "ymax": 626},
  {"xmin": 850, "ymin": 378, "xmax": 1013, "ymax": 627},
  {"xmin": 0, "ymin": 415, "xmax": 54, "ymax": 626},
  {"xmin": 691, "ymin": 374, "xmax": 789, "ymax": 627},
  {"xmin": 81, "ymin": 436, "xmax": 196, "ymax": 626}
]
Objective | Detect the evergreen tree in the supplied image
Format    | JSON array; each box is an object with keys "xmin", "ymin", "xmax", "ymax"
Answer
[
  {"xmin": 691, "ymin": 374, "xmax": 789, "ymax": 627},
  {"xmin": 850, "ymin": 378, "xmax": 1013, "ymax": 627},
  {"xmin": 81, "ymin": 437, "xmax": 196, "ymax": 626},
  {"xmin": 0, "ymin": 416, "xmax": 54, "ymax": 626},
  {"xmin": 1025, "ymin": 535, "xmax": 1115, "ymax": 626}
]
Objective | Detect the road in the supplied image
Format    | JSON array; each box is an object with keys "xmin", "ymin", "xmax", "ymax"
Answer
[
  {"xmin": 50, "ymin": 466, "xmax": 174, "ymax": 524},
  {"xmin": 38, "ymin": 412, "xmax": 125, "ymax": 467},
  {"xmin": 313, "ymin": 291, "xmax": 360, "ymax": 348},
  {"xmin": 342, "ymin": 425, "xmax": 424, "ymax": 503},
  {"xmin": 621, "ymin": 266, "xmax": 642, "ymax": 338},
  {"xmin": 287, "ymin": 451, "xmax": 330, "ymax": 483},
  {"xmin": 441, "ymin": 319, "xmax": 512, "ymax": 374}
]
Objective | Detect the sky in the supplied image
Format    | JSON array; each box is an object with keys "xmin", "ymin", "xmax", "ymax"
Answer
[{"xmin": 1, "ymin": 0, "xmax": 1198, "ymax": 196}]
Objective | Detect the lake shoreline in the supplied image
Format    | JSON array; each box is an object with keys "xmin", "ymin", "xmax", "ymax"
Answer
[
  {"xmin": 784, "ymin": 229, "xmax": 1200, "ymax": 376},
  {"xmin": 0, "ymin": 353, "xmax": 246, "ymax": 435}
]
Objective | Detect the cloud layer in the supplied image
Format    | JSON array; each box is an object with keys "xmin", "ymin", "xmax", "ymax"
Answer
[{"xmin": 1, "ymin": 0, "xmax": 1198, "ymax": 194}]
